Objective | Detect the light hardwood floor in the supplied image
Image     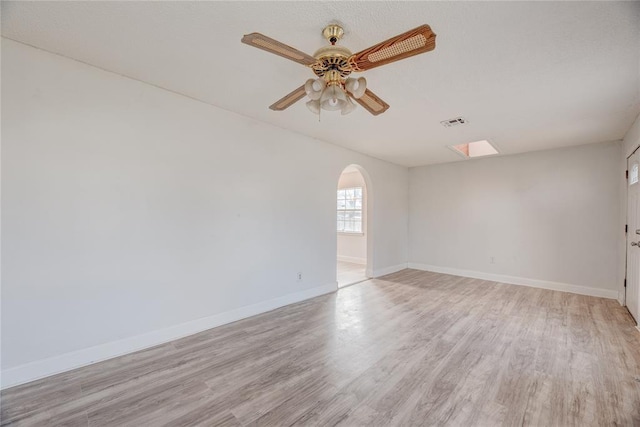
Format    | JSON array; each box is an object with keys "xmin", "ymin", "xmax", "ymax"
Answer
[
  {"xmin": 3, "ymin": 269, "xmax": 640, "ymax": 426},
  {"xmin": 337, "ymin": 260, "xmax": 367, "ymax": 288}
]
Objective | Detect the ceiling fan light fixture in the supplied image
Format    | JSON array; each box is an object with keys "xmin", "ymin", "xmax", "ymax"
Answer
[{"xmin": 320, "ymin": 85, "xmax": 348, "ymax": 111}]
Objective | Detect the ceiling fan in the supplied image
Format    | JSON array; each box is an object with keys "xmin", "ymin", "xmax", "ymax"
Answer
[{"xmin": 241, "ymin": 24, "xmax": 436, "ymax": 116}]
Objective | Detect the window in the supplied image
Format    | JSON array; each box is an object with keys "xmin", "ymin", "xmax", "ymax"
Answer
[
  {"xmin": 337, "ymin": 187, "xmax": 363, "ymax": 233},
  {"xmin": 631, "ymin": 163, "xmax": 639, "ymax": 186}
]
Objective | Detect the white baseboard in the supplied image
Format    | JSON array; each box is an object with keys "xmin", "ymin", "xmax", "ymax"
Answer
[
  {"xmin": 337, "ymin": 255, "xmax": 367, "ymax": 265},
  {"xmin": 373, "ymin": 263, "xmax": 408, "ymax": 278},
  {"xmin": 1, "ymin": 282, "xmax": 337, "ymax": 390},
  {"xmin": 408, "ymin": 263, "xmax": 618, "ymax": 300}
]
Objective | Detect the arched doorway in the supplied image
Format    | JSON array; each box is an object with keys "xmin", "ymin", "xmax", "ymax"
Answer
[{"xmin": 336, "ymin": 165, "xmax": 372, "ymax": 287}]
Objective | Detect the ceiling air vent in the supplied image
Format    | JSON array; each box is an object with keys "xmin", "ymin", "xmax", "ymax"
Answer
[{"xmin": 440, "ymin": 116, "xmax": 467, "ymax": 128}]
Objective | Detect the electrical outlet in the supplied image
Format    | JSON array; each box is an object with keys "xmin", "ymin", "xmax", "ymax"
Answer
[{"xmin": 297, "ymin": 272, "xmax": 303, "ymax": 282}]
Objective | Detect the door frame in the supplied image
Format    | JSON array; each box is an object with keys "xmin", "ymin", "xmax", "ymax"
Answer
[
  {"xmin": 624, "ymin": 146, "xmax": 640, "ymax": 318},
  {"xmin": 336, "ymin": 164, "xmax": 374, "ymax": 280}
]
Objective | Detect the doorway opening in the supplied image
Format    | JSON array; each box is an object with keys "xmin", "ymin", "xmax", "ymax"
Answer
[{"xmin": 337, "ymin": 165, "xmax": 371, "ymax": 288}]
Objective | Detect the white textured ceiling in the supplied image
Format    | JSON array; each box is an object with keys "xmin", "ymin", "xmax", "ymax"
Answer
[{"xmin": 2, "ymin": 1, "xmax": 639, "ymax": 167}]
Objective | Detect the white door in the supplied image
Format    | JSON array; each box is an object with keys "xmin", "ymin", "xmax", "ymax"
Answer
[{"xmin": 626, "ymin": 150, "xmax": 640, "ymax": 323}]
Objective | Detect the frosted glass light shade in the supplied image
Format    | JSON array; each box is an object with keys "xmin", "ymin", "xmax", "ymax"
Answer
[
  {"xmin": 320, "ymin": 85, "xmax": 348, "ymax": 111},
  {"xmin": 304, "ymin": 79, "xmax": 325, "ymax": 101},
  {"xmin": 306, "ymin": 99, "xmax": 321, "ymax": 114},
  {"xmin": 341, "ymin": 96, "xmax": 356, "ymax": 115},
  {"xmin": 345, "ymin": 77, "xmax": 367, "ymax": 99}
]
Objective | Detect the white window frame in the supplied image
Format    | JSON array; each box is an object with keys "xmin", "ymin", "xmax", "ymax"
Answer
[{"xmin": 337, "ymin": 186, "xmax": 364, "ymax": 235}]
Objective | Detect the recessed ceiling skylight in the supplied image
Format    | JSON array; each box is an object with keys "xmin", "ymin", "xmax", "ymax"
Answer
[{"xmin": 450, "ymin": 140, "xmax": 498, "ymax": 158}]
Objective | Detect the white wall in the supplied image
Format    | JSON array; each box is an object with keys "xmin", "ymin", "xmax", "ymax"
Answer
[
  {"xmin": 408, "ymin": 141, "xmax": 621, "ymax": 298},
  {"xmin": 337, "ymin": 171, "xmax": 367, "ymax": 264},
  {"xmin": 0, "ymin": 39, "xmax": 409, "ymax": 387}
]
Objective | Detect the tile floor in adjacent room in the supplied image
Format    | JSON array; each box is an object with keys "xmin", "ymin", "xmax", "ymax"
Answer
[{"xmin": 337, "ymin": 260, "xmax": 367, "ymax": 288}]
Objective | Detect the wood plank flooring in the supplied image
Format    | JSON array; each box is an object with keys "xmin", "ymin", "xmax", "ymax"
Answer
[
  {"xmin": 337, "ymin": 260, "xmax": 367, "ymax": 288},
  {"xmin": 2, "ymin": 269, "xmax": 640, "ymax": 426}
]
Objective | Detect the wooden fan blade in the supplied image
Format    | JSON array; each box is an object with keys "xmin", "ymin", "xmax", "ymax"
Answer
[
  {"xmin": 349, "ymin": 25, "xmax": 436, "ymax": 71},
  {"xmin": 242, "ymin": 33, "xmax": 317, "ymax": 66},
  {"xmin": 269, "ymin": 85, "xmax": 307, "ymax": 111},
  {"xmin": 352, "ymin": 89, "xmax": 390, "ymax": 116}
]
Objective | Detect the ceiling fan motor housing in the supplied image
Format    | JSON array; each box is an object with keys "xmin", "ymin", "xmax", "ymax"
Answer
[{"xmin": 312, "ymin": 25, "xmax": 353, "ymax": 84}]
